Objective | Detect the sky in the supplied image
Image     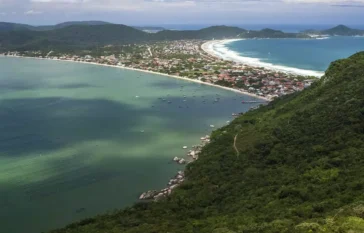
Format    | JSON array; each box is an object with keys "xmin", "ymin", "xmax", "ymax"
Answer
[{"xmin": 0, "ymin": 0, "xmax": 363, "ymax": 26}]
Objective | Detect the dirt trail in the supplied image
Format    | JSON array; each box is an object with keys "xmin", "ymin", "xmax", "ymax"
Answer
[{"xmin": 234, "ymin": 133, "xmax": 240, "ymax": 157}]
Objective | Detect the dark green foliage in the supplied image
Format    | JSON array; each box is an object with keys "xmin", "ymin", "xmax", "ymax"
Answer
[
  {"xmin": 238, "ymin": 28, "xmax": 309, "ymax": 38},
  {"xmin": 0, "ymin": 21, "xmax": 111, "ymax": 32},
  {"xmin": 49, "ymin": 52, "xmax": 364, "ymax": 233},
  {"xmin": 322, "ymin": 25, "xmax": 364, "ymax": 36},
  {"xmin": 4, "ymin": 24, "xmax": 362, "ymax": 52},
  {"xmin": 302, "ymin": 25, "xmax": 364, "ymax": 36}
]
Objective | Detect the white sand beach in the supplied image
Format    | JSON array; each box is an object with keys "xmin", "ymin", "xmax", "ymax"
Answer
[{"xmin": 201, "ymin": 40, "xmax": 325, "ymax": 77}]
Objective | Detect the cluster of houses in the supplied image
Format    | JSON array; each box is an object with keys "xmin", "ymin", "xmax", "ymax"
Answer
[{"xmin": 1, "ymin": 40, "xmax": 316, "ymax": 100}]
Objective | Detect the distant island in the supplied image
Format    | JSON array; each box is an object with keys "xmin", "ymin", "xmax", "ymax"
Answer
[
  {"xmin": 302, "ymin": 24, "xmax": 364, "ymax": 36},
  {"xmin": 0, "ymin": 21, "xmax": 363, "ymax": 51}
]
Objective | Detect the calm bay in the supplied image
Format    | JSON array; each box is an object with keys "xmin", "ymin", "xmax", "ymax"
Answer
[{"xmin": 0, "ymin": 57, "xmax": 257, "ymax": 233}]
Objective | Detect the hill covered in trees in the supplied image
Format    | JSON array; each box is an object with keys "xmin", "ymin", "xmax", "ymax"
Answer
[
  {"xmin": 48, "ymin": 52, "xmax": 364, "ymax": 233},
  {"xmin": 302, "ymin": 25, "xmax": 364, "ymax": 36},
  {"xmin": 1, "ymin": 23, "xmax": 362, "ymax": 52},
  {"xmin": 0, "ymin": 21, "xmax": 111, "ymax": 32}
]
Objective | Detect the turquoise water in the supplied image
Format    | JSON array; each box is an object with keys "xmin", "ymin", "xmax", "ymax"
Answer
[
  {"xmin": 0, "ymin": 57, "xmax": 258, "ymax": 233},
  {"xmin": 221, "ymin": 36, "xmax": 364, "ymax": 74}
]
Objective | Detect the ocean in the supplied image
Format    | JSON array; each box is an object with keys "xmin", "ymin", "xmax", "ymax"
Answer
[
  {"xmin": 211, "ymin": 36, "xmax": 364, "ymax": 76},
  {"xmin": 0, "ymin": 57, "xmax": 259, "ymax": 233}
]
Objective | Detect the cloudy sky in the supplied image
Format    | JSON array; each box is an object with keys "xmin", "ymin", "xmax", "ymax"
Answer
[{"xmin": 0, "ymin": 0, "xmax": 363, "ymax": 26}]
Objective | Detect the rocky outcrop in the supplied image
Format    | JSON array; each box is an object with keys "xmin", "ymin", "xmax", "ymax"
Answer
[
  {"xmin": 173, "ymin": 157, "xmax": 186, "ymax": 164},
  {"xmin": 139, "ymin": 171, "xmax": 185, "ymax": 201},
  {"xmin": 139, "ymin": 134, "xmax": 212, "ymax": 201}
]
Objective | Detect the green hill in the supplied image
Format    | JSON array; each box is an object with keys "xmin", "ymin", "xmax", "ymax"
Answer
[
  {"xmin": 0, "ymin": 21, "xmax": 112, "ymax": 32},
  {"xmin": 239, "ymin": 28, "xmax": 309, "ymax": 38},
  {"xmin": 49, "ymin": 52, "xmax": 364, "ymax": 233},
  {"xmin": 152, "ymin": 26, "xmax": 246, "ymax": 40},
  {"xmin": 0, "ymin": 22, "xmax": 34, "ymax": 32},
  {"xmin": 1, "ymin": 23, "xmax": 364, "ymax": 52},
  {"xmin": 322, "ymin": 25, "xmax": 364, "ymax": 36},
  {"xmin": 0, "ymin": 25, "xmax": 248, "ymax": 51},
  {"xmin": 0, "ymin": 24, "xmax": 149, "ymax": 51},
  {"xmin": 302, "ymin": 25, "xmax": 364, "ymax": 36}
]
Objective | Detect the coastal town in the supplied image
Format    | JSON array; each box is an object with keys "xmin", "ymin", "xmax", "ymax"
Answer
[{"xmin": 2, "ymin": 40, "xmax": 317, "ymax": 101}]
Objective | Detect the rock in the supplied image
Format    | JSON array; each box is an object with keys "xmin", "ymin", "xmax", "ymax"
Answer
[
  {"xmin": 154, "ymin": 193, "xmax": 165, "ymax": 201},
  {"xmin": 139, "ymin": 190, "xmax": 158, "ymax": 200},
  {"xmin": 178, "ymin": 158, "xmax": 186, "ymax": 164},
  {"xmin": 173, "ymin": 157, "xmax": 179, "ymax": 161}
]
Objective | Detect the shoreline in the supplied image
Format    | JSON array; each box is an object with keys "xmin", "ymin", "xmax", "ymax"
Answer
[
  {"xmin": 201, "ymin": 39, "xmax": 325, "ymax": 77},
  {"xmin": 2, "ymin": 55, "xmax": 270, "ymax": 102}
]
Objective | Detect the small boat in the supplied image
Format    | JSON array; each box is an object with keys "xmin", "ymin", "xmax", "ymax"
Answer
[{"xmin": 210, "ymin": 125, "xmax": 215, "ymax": 128}]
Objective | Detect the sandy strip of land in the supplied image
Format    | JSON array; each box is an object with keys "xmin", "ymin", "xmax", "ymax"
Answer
[
  {"xmin": 3, "ymin": 55, "xmax": 270, "ymax": 101},
  {"xmin": 201, "ymin": 40, "xmax": 324, "ymax": 77},
  {"xmin": 201, "ymin": 39, "xmax": 242, "ymax": 58}
]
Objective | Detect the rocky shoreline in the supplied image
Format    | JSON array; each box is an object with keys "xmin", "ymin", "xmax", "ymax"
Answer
[{"xmin": 139, "ymin": 135, "xmax": 211, "ymax": 201}]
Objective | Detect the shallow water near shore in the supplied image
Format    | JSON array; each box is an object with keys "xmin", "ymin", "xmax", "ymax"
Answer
[{"xmin": 0, "ymin": 57, "xmax": 259, "ymax": 233}]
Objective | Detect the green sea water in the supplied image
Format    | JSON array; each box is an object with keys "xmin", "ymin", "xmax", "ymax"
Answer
[{"xmin": 0, "ymin": 57, "xmax": 258, "ymax": 233}]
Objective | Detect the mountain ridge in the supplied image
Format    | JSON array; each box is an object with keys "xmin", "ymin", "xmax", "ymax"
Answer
[{"xmin": 0, "ymin": 23, "xmax": 363, "ymax": 51}]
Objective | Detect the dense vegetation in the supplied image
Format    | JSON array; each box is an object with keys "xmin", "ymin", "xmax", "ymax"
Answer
[
  {"xmin": 49, "ymin": 52, "xmax": 364, "ymax": 233},
  {"xmin": 302, "ymin": 25, "xmax": 364, "ymax": 36},
  {"xmin": 0, "ymin": 21, "xmax": 111, "ymax": 32},
  {"xmin": 1, "ymin": 22, "xmax": 362, "ymax": 52},
  {"xmin": 238, "ymin": 28, "xmax": 308, "ymax": 38}
]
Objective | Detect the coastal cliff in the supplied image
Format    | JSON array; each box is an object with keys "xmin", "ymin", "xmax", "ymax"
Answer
[{"xmin": 49, "ymin": 52, "xmax": 364, "ymax": 232}]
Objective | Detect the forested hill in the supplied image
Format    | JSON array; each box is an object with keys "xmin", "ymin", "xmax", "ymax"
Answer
[
  {"xmin": 322, "ymin": 25, "xmax": 364, "ymax": 36},
  {"xmin": 0, "ymin": 23, "xmax": 363, "ymax": 51},
  {"xmin": 302, "ymin": 25, "xmax": 364, "ymax": 36},
  {"xmin": 0, "ymin": 24, "xmax": 247, "ymax": 51},
  {"xmin": 0, "ymin": 21, "xmax": 111, "ymax": 32},
  {"xmin": 49, "ymin": 53, "xmax": 364, "ymax": 233}
]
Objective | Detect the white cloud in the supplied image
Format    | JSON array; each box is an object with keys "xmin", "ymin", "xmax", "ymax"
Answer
[
  {"xmin": 0, "ymin": 12, "xmax": 6, "ymax": 16},
  {"xmin": 25, "ymin": 9, "xmax": 43, "ymax": 14},
  {"xmin": 283, "ymin": 0, "xmax": 364, "ymax": 3}
]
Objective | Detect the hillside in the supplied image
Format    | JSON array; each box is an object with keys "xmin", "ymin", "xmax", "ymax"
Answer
[
  {"xmin": 239, "ymin": 28, "xmax": 309, "ymax": 38},
  {"xmin": 0, "ymin": 25, "xmax": 248, "ymax": 51},
  {"xmin": 1, "ymin": 23, "xmax": 364, "ymax": 51},
  {"xmin": 0, "ymin": 21, "xmax": 111, "ymax": 32},
  {"xmin": 302, "ymin": 25, "xmax": 364, "ymax": 36},
  {"xmin": 0, "ymin": 22, "xmax": 34, "ymax": 32},
  {"xmin": 322, "ymin": 25, "xmax": 364, "ymax": 36},
  {"xmin": 0, "ymin": 24, "xmax": 149, "ymax": 51},
  {"xmin": 49, "ymin": 52, "xmax": 364, "ymax": 233}
]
